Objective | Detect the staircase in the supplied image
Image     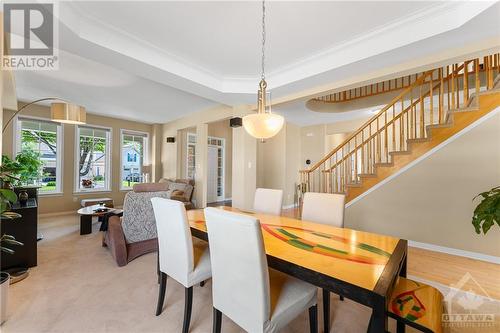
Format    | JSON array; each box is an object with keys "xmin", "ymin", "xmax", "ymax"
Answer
[{"xmin": 300, "ymin": 54, "xmax": 500, "ymax": 203}]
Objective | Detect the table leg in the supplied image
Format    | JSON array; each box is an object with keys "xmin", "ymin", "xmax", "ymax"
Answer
[
  {"xmin": 368, "ymin": 297, "xmax": 387, "ymax": 333},
  {"xmin": 396, "ymin": 254, "xmax": 408, "ymax": 333},
  {"xmin": 80, "ymin": 215, "xmax": 92, "ymax": 235}
]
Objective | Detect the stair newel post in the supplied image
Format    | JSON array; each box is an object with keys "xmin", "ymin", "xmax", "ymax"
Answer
[{"xmin": 439, "ymin": 67, "xmax": 444, "ymax": 123}]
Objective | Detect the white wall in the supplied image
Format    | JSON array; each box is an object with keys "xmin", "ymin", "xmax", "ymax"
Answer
[{"xmin": 345, "ymin": 110, "xmax": 500, "ymax": 257}]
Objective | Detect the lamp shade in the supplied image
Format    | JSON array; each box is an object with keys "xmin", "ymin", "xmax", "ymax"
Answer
[
  {"xmin": 242, "ymin": 113, "xmax": 284, "ymax": 139},
  {"xmin": 51, "ymin": 103, "xmax": 86, "ymax": 124}
]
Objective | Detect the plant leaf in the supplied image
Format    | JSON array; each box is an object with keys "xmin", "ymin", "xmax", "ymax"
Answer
[{"xmin": 0, "ymin": 189, "xmax": 17, "ymax": 203}]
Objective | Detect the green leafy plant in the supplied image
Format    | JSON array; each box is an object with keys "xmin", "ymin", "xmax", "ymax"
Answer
[
  {"xmin": 13, "ymin": 150, "xmax": 43, "ymax": 185},
  {"xmin": 1, "ymin": 152, "xmax": 43, "ymax": 186},
  {"xmin": 472, "ymin": 186, "xmax": 500, "ymax": 235},
  {"xmin": 0, "ymin": 189, "xmax": 23, "ymax": 254}
]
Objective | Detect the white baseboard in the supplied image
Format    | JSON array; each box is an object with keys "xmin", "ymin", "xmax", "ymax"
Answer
[{"xmin": 409, "ymin": 240, "xmax": 500, "ymax": 264}]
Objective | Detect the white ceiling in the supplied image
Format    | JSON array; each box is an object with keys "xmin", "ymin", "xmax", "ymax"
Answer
[{"xmin": 12, "ymin": 1, "xmax": 500, "ymax": 125}]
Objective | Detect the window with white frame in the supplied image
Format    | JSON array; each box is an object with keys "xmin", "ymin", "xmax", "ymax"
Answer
[
  {"xmin": 120, "ymin": 130, "xmax": 148, "ymax": 189},
  {"xmin": 76, "ymin": 126, "xmax": 111, "ymax": 192},
  {"xmin": 16, "ymin": 117, "xmax": 63, "ymax": 194}
]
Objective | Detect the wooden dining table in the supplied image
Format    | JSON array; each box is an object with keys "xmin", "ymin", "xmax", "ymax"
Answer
[{"xmin": 187, "ymin": 207, "xmax": 407, "ymax": 333}]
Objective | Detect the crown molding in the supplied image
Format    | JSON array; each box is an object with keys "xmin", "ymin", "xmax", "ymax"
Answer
[{"xmin": 57, "ymin": 2, "xmax": 496, "ymax": 96}]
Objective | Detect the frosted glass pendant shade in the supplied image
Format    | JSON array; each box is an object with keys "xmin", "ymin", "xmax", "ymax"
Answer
[{"xmin": 242, "ymin": 112, "xmax": 284, "ymax": 139}]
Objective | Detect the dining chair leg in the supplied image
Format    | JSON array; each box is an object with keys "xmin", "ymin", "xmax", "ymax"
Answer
[
  {"xmin": 182, "ymin": 286, "xmax": 193, "ymax": 333},
  {"xmin": 155, "ymin": 272, "xmax": 167, "ymax": 316},
  {"xmin": 322, "ymin": 289, "xmax": 330, "ymax": 333},
  {"xmin": 157, "ymin": 252, "xmax": 160, "ymax": 284},
  {"xmin": 340, "ymin": 295, "xmax": 344, "ymax": 301},
  {"xmin": 212, "ymin": 307, "xmax": 222, "ymax": 333},
  {"xmin": 309, "ymin": 304, "xmax": 318, "ymax": 333}
]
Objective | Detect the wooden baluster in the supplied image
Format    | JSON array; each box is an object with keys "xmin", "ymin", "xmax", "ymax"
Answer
[
  {"xmin": 451, "ymin": 65, "xmax": 455, "ymax": 109},
  {"xmin": 455, "ymin": 64, "xmax": 460, "ymax": 108},
  {"xmin": 368, "ymin": 124, "xmax": 373, "ymax": 173},
  {"xmin": 446, "ymin": 65, "xmax": 450, "ymax": 111},
  {"xmin": 439, "ymin": 67, "xmax": 444, "ymax": 123},
  {"xmin": 354, "ymin": 135, "xmax": 357, "ymax": 182},
  {"xmin": 420, "ymin": 84, "xmax": 424, "ymax": 138},
  {"xmin": 414, "ymin": 104, "xmax": 417, "ymax": 139},
  {"xmin": 384, "ymin": 111, "xmax": 388, "ymax": 162},
  {"xmin": 475, "ymin": 58, "xmax": 480, "ymax": 100},
  {"xmin": 361, "ymin": 130, "xmax": 365, "ymax": 173},
  {"xmin": 430, "ymin": 71, "xmax": 434, "ymax": 125},
  {"xmin": 376, "ymin": 117, "xmax": 380, "ymax": 163},
  {"xmin": 463, "ymin": 61, "xmax": 469, "ymax": 106},
  {"xmin": 392, "ymin": 105, "xmax": 396, "ymax": 150},
  {"xmin": 487, "ymin": 55, "xmax": 494, "ymax": 89}
]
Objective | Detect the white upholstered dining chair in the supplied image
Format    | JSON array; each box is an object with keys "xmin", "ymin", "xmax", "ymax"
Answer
[
  {"xmin": 204, "ymin": 207, "xmax": 318, "ymax": 333},
  {"xmin": 301, "ymin": 192, "xmax": 345, "ymax": 333},
  {"xmin": 151, "ymin": 198, "xmax": 212, "ymax": 333},
  {"xmin": 254, "ymin": 188, "xmax": 283, "ymax": 216}
]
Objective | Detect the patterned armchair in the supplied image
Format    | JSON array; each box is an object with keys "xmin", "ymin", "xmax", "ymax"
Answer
[{"xmin": 103, "ymin": 183, "xmax": 169, "ymax": 266}]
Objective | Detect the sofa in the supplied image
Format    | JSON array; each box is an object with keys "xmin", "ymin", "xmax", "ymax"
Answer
[
  {"xmin": 158, "ymin": 178, "xmax": 195, "ymax": 210},
  {"xmin": 103, "ymin": 180, "xmax": 195, "ymax": 266}
]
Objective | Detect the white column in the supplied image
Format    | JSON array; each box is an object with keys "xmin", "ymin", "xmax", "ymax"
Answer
[
  {"xmin": 194, "ymin": 123, "xmax": 208, "ymax": 208},
  {"xmin": 232, "ymin": 106, "xmax": 257, "ymax": 210}
]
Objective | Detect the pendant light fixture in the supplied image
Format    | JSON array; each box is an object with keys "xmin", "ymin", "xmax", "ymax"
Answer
[{"xmin": 242, "ymin": 0, "xmax": 284, "ymax": 140}]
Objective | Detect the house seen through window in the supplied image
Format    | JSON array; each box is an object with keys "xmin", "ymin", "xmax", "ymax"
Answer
[{"xmin": 121, "ymin": 131, "xmax": 148, "ymax": 189}]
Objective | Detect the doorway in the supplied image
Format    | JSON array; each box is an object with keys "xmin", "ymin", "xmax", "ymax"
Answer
[{"xmin": 207, "ymin": 137, "xmax": 225, "ymax": 203}]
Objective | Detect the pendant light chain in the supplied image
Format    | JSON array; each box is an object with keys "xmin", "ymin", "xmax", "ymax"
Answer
[{"xmin": 261, "ymin": 0, "xmax": 266, "ymax": 81}]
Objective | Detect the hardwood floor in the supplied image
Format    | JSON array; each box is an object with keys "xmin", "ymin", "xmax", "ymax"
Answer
[{"xmin": 282, "ymin": 207, "xmax": 500, "ymax": 300}]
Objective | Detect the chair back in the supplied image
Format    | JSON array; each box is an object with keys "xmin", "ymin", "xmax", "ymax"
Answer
[
  {"xmin": 254, "ymin": 188, "xmax": 283, "ymax": 216},
  {"xmin": 204, "ymin": 208, "xmax": 270, "ymax": 332},
  {"xmin": 121, "ymin": 190, "xmax": 169, "ymax": 243},
  {"xmin": 301, "ymin": 192, "xmax": 345, "ymax": 227},
  {"xmin": 151, "ymin": 198, "xmax": 194, "ymax": 286}
]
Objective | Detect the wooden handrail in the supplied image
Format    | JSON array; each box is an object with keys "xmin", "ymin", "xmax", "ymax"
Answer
[
  {"xmin": 300, "ymin": 53, "xmax": 499, "ymax": 196},
  {"xmin": 304, "ymin": 61, "xmax": 470, "ymax": 174}
]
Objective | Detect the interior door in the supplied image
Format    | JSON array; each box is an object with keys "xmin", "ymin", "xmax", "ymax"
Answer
[{"xmin": 207, "ymin": 146, "xmax": 218, "ymax": 203}]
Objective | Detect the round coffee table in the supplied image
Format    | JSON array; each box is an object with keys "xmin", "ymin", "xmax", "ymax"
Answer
[{"xmin": 77, "ymin": 204, "xmax": 123, "ymax": 235}]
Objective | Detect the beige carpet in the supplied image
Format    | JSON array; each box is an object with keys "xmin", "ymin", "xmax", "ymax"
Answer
[{"xmin": 1, "ymin": 214, "xmax": 496, "ymax": 333}]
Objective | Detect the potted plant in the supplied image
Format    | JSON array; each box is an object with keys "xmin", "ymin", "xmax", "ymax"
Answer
[
  {"xmin": 472, "ymin": 186, "xmax": 500, "ymax": 234},
  {"xmin": 0, "ymin": 185, "xmax": 23, "ymax": 324}
]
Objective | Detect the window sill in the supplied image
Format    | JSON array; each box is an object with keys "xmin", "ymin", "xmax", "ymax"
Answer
[
  {"xmin": 120, "ymin": 188, "xmax": 133, "ymax": 192},
  {"xmin": 73, "ymin": 189, "xmax": 112, "ymax": 195},
  {"xmin": 38, "ymin": 191, "xmax": 64, "ymax": 197}
]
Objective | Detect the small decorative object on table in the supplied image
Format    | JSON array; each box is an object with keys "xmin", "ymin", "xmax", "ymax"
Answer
[{"xmin": 18, "ymin": 190, "xmax": 28, "ymax": 207}]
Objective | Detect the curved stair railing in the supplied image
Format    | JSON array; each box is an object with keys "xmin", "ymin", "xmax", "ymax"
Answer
[{"xmin": 300, "ymin": 54, "xmax": 499, "ymax": 196}]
